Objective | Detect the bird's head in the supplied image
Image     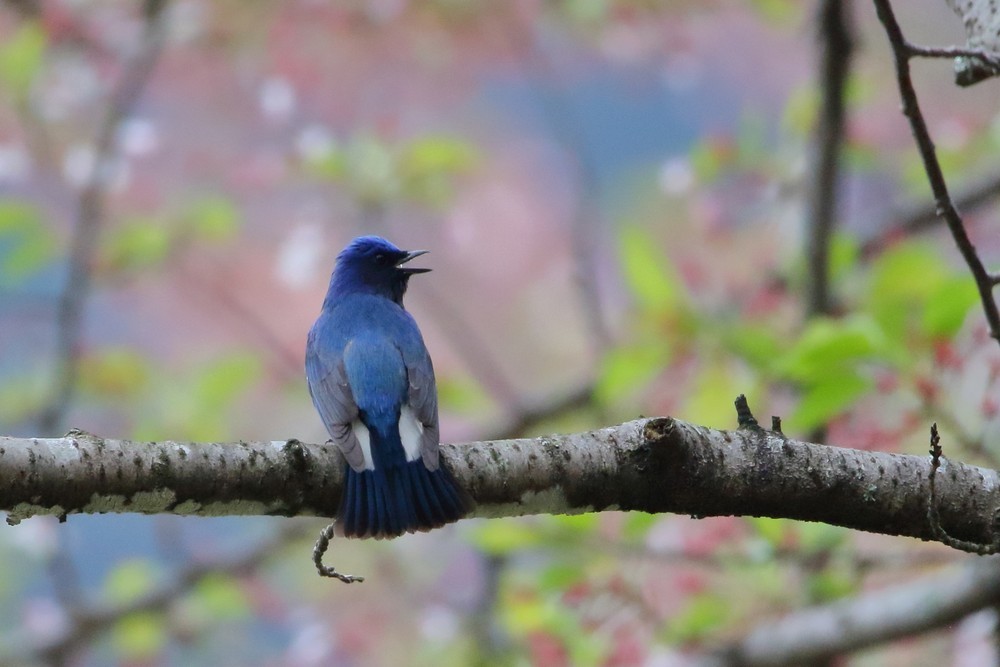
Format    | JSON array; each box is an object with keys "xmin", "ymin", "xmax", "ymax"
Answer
[{"xmin": 328, "ymin": 235, "xmax": 430, "ymax": 305}]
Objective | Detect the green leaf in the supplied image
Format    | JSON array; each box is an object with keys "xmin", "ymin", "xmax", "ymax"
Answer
[
  {"xmin": 0, "ymin": 22, "xmax": 46, "ymax": 98},
  {"xmin": 777, "ymin": 315, "xmax": 886, "ymax": 383},
  {"xmin": 0, "ymin": 199, "xmax": 53, "ymax": 284},
  {"xmin": 194, "ymin": 352, "xmax": 261, "ymax": 414},
  {"xmin": 189, "ymin": 573, "xmax": 249, "ymax": 620},
  {"xmin": 807, "ymin": 568, "xmax": 856, "ymax": 603},
  {"xmin": 866, "ymin": 242, "xmax": 948, "ymax": 343},
  {"xmin": 829, "ymin": 232, "xmax": 859, "ymax": 284},
  {"xmin": 561, "ymin": 0, "xmax": 610, "ymax": 26},
  {"xmin": 149, "ymin": 352, "xmax": 262, "ymax": 441},
  {"xmin": 567, "ymin": 631, "xmax": 610, "ymax": 667},
  {"xmin": 0, "ymin": 373, "xmax": 47, "ymax": 423},
  {"xmin": 104, "ymin": 218, "xmax": 172, "ymax": 271},
  {"xmin": 347, "ymin": 133, "xmax": 399, "ymax": 204},
  {"xmin": 112, "ymin": 612, "xmax": 167, "ymax": 661},
  {"xmin": 746, "ymin": 517, "xmax": 788, "ymax": 549},
  {"xmin": 78, "ymin": 348, "xmax": 149, "ymax": 398},
  {"xmin": 183, "ymin": 195, "xmax": 240, "ymax": 242},
  {"xmin": 922, "ymin": 276, "xmax": 977, "ymax": 339},
  {"xmin": 502, "ymin": 592, "xmax": 551, "ymax": 634},
  {"xmin": 685, "ymin": 361, "xmax": 753, "ymax": 429},
  {"xmin": 303, "ymin": 149, "xmax": 347, "ymax": 180},
  {"xmin": 781, "ymin": 84, "xmax": 818, "ymax": 137},
  {"xmin": 470, "ymin": 519, "xmax": 540, "ymax": 555},
  {"xmin": 537, "ymin": 563, "xmax": 585, "ymax": 591},
  {"xmin": 723, "ymin": 323, "xmax": 783, "ymax": 372},
  {"xmin": 595, "ymin": 341, "xmax": 669, "ymax": 405},
  {"xmin": 501, "ymin": 590, "xmax": 609, "ymax": 666},
  {"xmin": 796, "ymin": 522, "xmax": 847, "ymax": 555},
  {"xmin": 400, "ymin": 134, "xmax": 477, "ymax": 206},
  {"xmin": 104, "ymin": 559, "xmax": 159, "ymax": 604},
  {"xmin": 688, "ymin": 137, "xmax": 730, "ymax": 183},
  {"xmin": 619, "ymin": 227, "xmax": 683, "ymax": 314},
  {"xmin": 401, "ymin": 135, "xmax": 477, "ymax": 177},
  {"xmin": 622, "ymin": 512, "xmax": 658, "ymax": 540},
  {"xmin": 547, "ymin": 513, "xmax": 599, "ymax": 536},
  {"xmin": 751, "ymin": 0, "xmax": 801, "ymax": 24},
  {"xmin": 435, "ymin": 374, "xmax": 492, "ymax": 414},
  {"xmin": 664, "ymin": 593, "xmax": 730, "ymax": 643},
  {"xmin": 787, "ymin": 371, "xmax": 872, "ymax": 432}
]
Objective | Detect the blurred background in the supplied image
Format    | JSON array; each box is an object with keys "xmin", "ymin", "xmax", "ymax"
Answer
[{"xmin": 2, "ymin": 0, "xmax": 1000, "ymax": 665}]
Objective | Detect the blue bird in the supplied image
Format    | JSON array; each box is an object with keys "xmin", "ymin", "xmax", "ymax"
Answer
[{"xmin": 306, "ymin": 235, "xmax": 471, "ymax": 538}]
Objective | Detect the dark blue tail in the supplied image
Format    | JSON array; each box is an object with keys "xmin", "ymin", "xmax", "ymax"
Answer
[{"xmin": 337, "ymin": 430, "xmax": 470, "ymax": 538}]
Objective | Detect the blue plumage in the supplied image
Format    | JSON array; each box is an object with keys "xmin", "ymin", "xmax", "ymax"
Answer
[{"xmin": 306, "ymin": 236, "xmax": 470, "ymax": 538}]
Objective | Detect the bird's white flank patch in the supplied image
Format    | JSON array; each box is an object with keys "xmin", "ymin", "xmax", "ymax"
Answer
[
  {"xmin": 399, "ymin": 405, "xmax": 424, "ymax": 463},
  {"xmin": 352, "ymin": 420, "xmax": 375, "ymax": 470}
]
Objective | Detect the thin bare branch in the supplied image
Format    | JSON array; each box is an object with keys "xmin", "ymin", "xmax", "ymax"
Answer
[
  {"xmin": 25, "ymin": 521, "xmax": 311, "ymax": 665},
  {"xmin": 862, "ymin": 171, "xmax": 1000, "ymax": 260},
  {"xmin": 485, "ymin": 381, "xmax": 594, "ymax": 440},
  {"xmin": 37, "ymin": 0, "xmax": 170, "ymax": 435},
  {"xmin": 873, "ymin": 0, "xmax": 1000, "ymax": 345},
  {"xmin": 805, "ymin": 0, "xmax": 854, "ymax": 319}
]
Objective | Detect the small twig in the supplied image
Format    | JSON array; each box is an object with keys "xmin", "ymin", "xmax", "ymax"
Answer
[
  {"xmin": 312, "ymin": 521, "xmax": 364, "ymax": 584},
  {"xmin": 771, "ymin": 415, "xmax": 783, "ymax": 434},
  {"xmin": 735, "ymin": 394, "xmax": 760, "ymax": 429},
  {"xmin": 905, "ymin": 44, "xmax": 1000, "ymax": 70},
  {"xmin": 927, "ymin": 423, "xmax": 1000, "ymax": 555},
  {"xmin": 873, "ymin": 0, "xmax": 1000, "ymax": 346},
  {"xmin": 923, "ymin": 398, "xmax": 1000, "ymax": 470}
]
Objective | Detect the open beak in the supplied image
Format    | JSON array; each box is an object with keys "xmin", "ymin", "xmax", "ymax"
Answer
[{"xmin": 398, "ymin": 249, "xmax": 431, "ymax": 274}]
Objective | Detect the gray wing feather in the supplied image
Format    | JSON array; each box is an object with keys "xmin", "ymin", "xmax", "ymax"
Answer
[
  {"xmin": 405, "ymin": 351, "xmax": 441, "ymax": 471},
  {"xmin": 306, "ymin": 333, "xmax": 367, "ymax": 472}
]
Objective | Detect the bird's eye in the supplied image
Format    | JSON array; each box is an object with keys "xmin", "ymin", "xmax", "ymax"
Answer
[{"xmin": 374, "ymin": 253, "xmax": 387, "ymax": 264}]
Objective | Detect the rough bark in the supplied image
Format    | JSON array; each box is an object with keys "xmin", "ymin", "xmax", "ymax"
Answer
[{"xmin": 2, "ymin": 418, "xmax": 998, "ymax": 549}]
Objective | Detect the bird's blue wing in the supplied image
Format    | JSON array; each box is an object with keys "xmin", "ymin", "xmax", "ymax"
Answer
[{"xmin": 305, "ymin": 325, "xmax": 368, "ymax": 472}]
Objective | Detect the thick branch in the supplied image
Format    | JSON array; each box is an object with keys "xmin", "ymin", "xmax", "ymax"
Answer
[{"xmin": 3, "ymin": 419, "xmax": 1000, "ymax": 549}]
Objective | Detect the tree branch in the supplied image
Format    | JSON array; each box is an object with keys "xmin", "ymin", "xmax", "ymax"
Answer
[
  {"xmin": 873, "ymin": 0, "xmax": 1000, "ymax": 344},
  {"xmin": 805, "ymin": 0, "xmax": 853, "ymax": 319},
  {"xmin": 697, "ymin": 557, "xmax": 1000, "ymax": 666},
  {"xmin": 2, "ymin": 417, "xmax": 1000, "ymax": 548},
  {"xmin": 24, "ymin": 521, "xmax": 311, "ymax": 665},
  {"xmin": 37, "ymin": 0, "xmax": 170, "ymax": 435},
  {"xmin": 861, "ymin": 171, "xmax": 1000, "ymax": 260}
]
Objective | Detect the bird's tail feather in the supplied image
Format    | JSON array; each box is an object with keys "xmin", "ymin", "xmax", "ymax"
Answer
[{"xmin": 338, "ymin": 460, "xmax": 470, "ymax": 539}]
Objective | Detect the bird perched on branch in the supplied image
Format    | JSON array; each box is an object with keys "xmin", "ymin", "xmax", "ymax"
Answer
[{"xmin": 306, "ymin": 235, "xmax": 470, "ymax": 538}]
